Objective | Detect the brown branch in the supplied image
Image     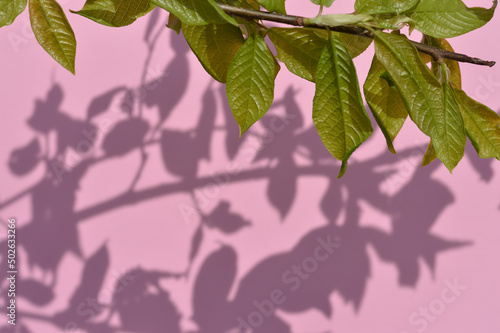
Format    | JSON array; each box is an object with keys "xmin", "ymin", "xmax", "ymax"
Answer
[{"xmin": 218, "ymin": 4, "xmax": 496, "ymax": 67}]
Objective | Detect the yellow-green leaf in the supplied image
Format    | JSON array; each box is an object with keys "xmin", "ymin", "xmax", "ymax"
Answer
[
  {"xmin": 374, "ymin": 32, "xmax": 465, "ymax": 172},
  {"xmin": 268, "ymin": 27, "xmax": 371, "ymax": 82},
  {"xmin": 182, "ymin": 23, "xmax": 244, "ymax": 83},
  {"xmin": 412, "ymin": 0, "xmax": 497, "ymax": 38},
  {"xmin": 167, "ymin": 12, "xmax": 182, "ymax": 34},
  {"xmin": 337, "ymin": 32, "xmax": 373, "ymax": 59},
  {"xmin": 421, "ymin": 140, "xmax": 437, "ymax": 166},
  {"xmin": 0, "ymin": 0, "xmax": 26, "ymax": 27},
  {"xmin": 455, "ymin": 89, "xmax": 500, "ymax": 160},
  {"xmin": 440, "ymin": 63, "xmax": 466, "ymax": 171},
  {"xmin": 71, "ymin": 0, "xmax": 152, "ymax": 27},
  {"xmin": 218, "ymin": 0, "xmax": 259, "ymax": 10},
  {"xmin": 151, "ymin": 0, "xmax": 238, "ymax": 26},
  {"xmin": 257, "ymin": 0, "xmax": 285, "ymax": 14},
  {"xmin": 364, "ymin": 56, "xmax": 408, "ymax": 154},
  {"xmin": 355, "ymin": 0, "xmax": 418, "ymax": 14},
  {"xmin": 29, "ymin": 0, "xmax": 76, "ymax": 74},
  {"xmin": 313, "ymin": 33, "xmax": 373, "ymax": 178},
  {"xmin": 310, "ymin": 0, "xmax": 334, "ymax": 8},
  {"xmin": 226, "ymin": 34, "xmax": 275, "ymax": 135}
]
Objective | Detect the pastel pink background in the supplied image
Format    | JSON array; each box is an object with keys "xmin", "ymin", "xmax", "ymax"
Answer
[{"xmin": 1, "ymin": 0, "xmax": 499, "ymax": 332}]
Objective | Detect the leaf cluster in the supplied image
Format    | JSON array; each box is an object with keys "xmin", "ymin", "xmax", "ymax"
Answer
[{"xmin": 1, "ymin": 0, "xmax": 499, "ymax": 176}]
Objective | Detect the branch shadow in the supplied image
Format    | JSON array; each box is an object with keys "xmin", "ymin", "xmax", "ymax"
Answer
[{"xmin": 0, "ymin": 25, "xmax": 487, "ymax": 333}]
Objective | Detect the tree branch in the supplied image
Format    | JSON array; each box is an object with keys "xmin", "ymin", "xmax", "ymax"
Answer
[{"xmin": 218, "ymin": 4, "xmax": 496, "ymax": 67}]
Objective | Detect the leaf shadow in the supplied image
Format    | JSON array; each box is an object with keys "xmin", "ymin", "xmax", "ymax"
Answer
[{"xmin": 0, "ymin": 27, "xmax": 486, "ymax": 333}]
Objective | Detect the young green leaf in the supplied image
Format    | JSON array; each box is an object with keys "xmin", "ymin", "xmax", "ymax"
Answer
[
  {"xmin": 29, "ymin": 0, "xmax": 76, "ymax": 74},
  {"xmin": 183, "ymin": 23, "xmax": 244, "ymax": 83},
  {"xmin": 421, "ymin": 37, "xmax": 462, "ymax": 89},
  {"xmin": 421, "ymin": 141, "xmax": 437, "ymax": 166},
  {"xmin": 268, "ymin": 27, "xmax": 371, "ymax": 82},
  {"xmin": 151, "ymin": 0, "xmax": 238, "ymax": 26},
  {"xmin": 364, "ymin": 56, "xmax": 408, "ymax": 154},
  {"xmin": 71, "ymin": 0, "xmax": 152, "ymax": 27},
  {"xmin": 355, "ymin": 0, "xmax": 418, "ymax": 14},
  {"xmin": 455, "ymin": 89, "xmax": 500, "ymax": 160},
  {"xmin": 368, "ymin": 13, "xmax": 414, "ymax": 30},
  {"xmin": 0, "ymin": 0, "xmax": 27, "ymax": 27},
  {"xmin": 305, "ymin": 13, "xmax": 372, "ymax": 26},
  {"xmin": 257, "ymin": 0, "xmax": 286, "ymax": 14},
  {"xmin": 439, "ymin": 39, "xmax": 462, "ymax": 89},
  {"xmin": 310, "ymin": 0, "xmax": 334, "ymax": 8},
  {"xmin": 412, "ymin": 0, "xmax": 497, "ymax": 38},
  {"xmin": 313, "ymin": 33, "xmax": 373, "ymax": 178},
  {"xmin": 373, "ymin": 32, "xmax": 464, "ymax": 172},
  {"xmin": 226, "ymin": 34, "xmax": 275, "ymax": 136}
]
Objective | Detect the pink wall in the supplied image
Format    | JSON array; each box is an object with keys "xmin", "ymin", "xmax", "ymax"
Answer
[{"xmin": 1, "ymin": 0, "xmax": 500, "ymax": 332}]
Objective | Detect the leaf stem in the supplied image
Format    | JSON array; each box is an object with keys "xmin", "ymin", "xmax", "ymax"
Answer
[
  {"xmin": 317, "ymin": 5, "xmax": 324, "ymax": 17},
  {"xmin": 217, "ymin": 4, "xmax": 495, "ymax": 67}
]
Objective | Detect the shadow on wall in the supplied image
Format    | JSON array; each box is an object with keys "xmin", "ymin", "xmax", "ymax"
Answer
[{"xmin": 0, "ymin": 19, "xmax": 494, "ymax": 333}]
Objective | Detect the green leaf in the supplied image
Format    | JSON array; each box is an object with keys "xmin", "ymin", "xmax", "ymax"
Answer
[
  {"xmin": 421, "ymin": 140, "xmax": 437, "ymax": 166},
  {"xmin": 217, "ymin": 0, "xmax": 260, "ymax": 10},
  {"xmin": 373, "ymin": 32, "xmax": 464, "ymax": 172},
  {"xmin": 355, "ymin": 0, "xmax": 418, "ymax": 14},
  {"xmin": 71, "ymin": 0, "xmax": 152, "ymax": 27},
  {"xmin": 439, "ymin": 63, "xmax": 466, "ymax": 171},
  {"xmin": 455, "ymin": 89, "xmax": 500, "ymax": 160},
  {"xmin": 268, "ymin": 27, "xmax": 371, "ymax": 82},
  {"xmin": 310, "ymin": 0, "xmax": 334, "ymax": 8},
  {"xmin": 151, "ymin": 0, "xmax": 238, "ymax": 26},
  {"xmin": 216, "ymin": 0, "xmax": 260, "ymax": 24},
  {"xmin": 364, "ymin": 56, "xmax": 408, "ymax": 154},
  {"xmin": 182, "ymin": 23, "xmax": 244, "ymax": 83},
  {"xmin": 226, "ymin": 34, "xmax": 275, "ymax": 136},
  {"xmin": 313, "ymin": 33, "xmax": 373, "ymax": 178},
  {"xmin": 257, "ymin": 0, "xmax": 286, "ymax": 14},
  {"xmin": 268, "ymin": 28, "xmax": 326, "ymax": 82},
  {"xmin": 412, "ymin": 0, "xmax": 497, "ymax": 38},
  {"xmin": 336, "ymin": 31, "xmax": 373, "ymax": 59},
  {"xmin": 0, "ymin": 0, "xmax": 27, "ymax": 27},
  {"xmin": 29, "ymin": 0, "xmax": 76, "ymax": 74}
]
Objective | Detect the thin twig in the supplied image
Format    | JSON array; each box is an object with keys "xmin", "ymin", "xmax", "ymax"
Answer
[{"xmin": 217, "ymin": 4, "xmax": 496, "ymax": 67}]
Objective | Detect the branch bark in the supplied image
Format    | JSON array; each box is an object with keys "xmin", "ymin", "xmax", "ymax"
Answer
[{"xmin": 218, "ymin": 4, "xmax": 496, "ymax": 67}]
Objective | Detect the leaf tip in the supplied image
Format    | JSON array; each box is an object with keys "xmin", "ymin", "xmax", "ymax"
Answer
[
  {"xmin": 387, "ymin": 142, "xmax": 397, "ymax": 154},
  {"xmin": 444, "ymin": 163, "xmax": 455, "ymax": 174},
  {"xmin": 337, "ymin": 160, "xmax": 348, "ymax": 178},
  {"xmin": 67, "ymin": 64, "xmax": 76, "ymax": 75},
  {"xmin": 238, "ymin": 126, "xmax": 246, "ymax": 139}
]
